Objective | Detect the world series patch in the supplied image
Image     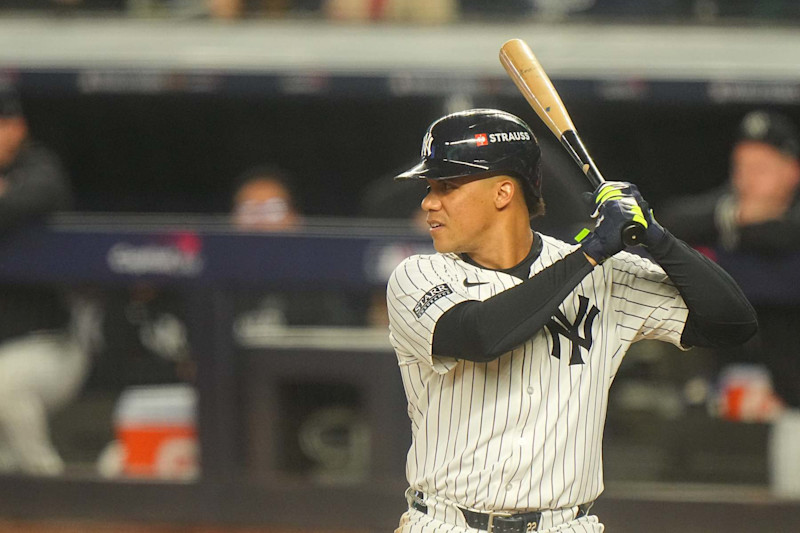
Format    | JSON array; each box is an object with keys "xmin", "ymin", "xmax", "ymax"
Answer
[{"xmin": 413, "ymin": 284, "xmax": 453, "ymax": 318}]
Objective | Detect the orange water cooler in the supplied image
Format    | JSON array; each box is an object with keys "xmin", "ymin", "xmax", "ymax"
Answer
[{"xmin": 113, "ymin": 384, "xmax": 199, "ymax": 480}]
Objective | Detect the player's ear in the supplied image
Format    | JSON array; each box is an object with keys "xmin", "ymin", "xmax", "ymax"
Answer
[{"xmin": 494, "ymin": 176, "xmax": 517, "ymax": 210}]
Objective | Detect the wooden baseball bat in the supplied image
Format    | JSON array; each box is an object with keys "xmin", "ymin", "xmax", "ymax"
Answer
[{"xmin": 499, "ymin": 38, "xmax": 644, "ymax": 246}]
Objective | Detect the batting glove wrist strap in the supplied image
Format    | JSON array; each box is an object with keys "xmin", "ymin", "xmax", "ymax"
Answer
[{"xmin": 578, "ymin": 231, "xmax": 612, "ymax": 264}]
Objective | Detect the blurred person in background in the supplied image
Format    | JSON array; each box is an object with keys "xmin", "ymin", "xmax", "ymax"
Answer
[
  {"xmin": 208, "ymin": 0, "xmax": 293, "ymax": 19},
  {"xmin": 231, "ymin": 165, "xmax": 358, "ymax": 333},
  {"xmin": 659, "ymin": 109, "xmax": 800, "ymax": 412},
  {"xmin": 0, "ymin": 89, "xmax": 72, "ymax": 232},
  {"xmin": 323, "ymin": 0, "xmax": 457, "ymax": 23},
  {"xmin": 232, "ymin": 164, "xmax": 301, "ymax": 232},
  {"xmin": 0, "ymin": 87, "xmax": 92, "ymax": 476}
]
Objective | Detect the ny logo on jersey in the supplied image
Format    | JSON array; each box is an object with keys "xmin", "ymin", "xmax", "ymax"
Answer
[{"xmin": 545, "ymin": 295, "xmax": 600, "ymax": 365}]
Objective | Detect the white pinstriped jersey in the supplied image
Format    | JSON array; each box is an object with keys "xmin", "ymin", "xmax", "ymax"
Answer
[{"xmin": 387, "ymin": 233, "xmax": 689, "ymax": 513}]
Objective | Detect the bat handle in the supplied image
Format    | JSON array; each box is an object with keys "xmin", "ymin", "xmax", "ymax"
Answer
[
  {"xmin": 560, "ymin": 131, "xmax": 647, "ymax": 247},
  {"xmin": 621, "ymin": 222, "xmax": 646, "ymax": 247}
]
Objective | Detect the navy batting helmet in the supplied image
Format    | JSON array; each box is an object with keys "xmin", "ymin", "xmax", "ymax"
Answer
[{"xmin": 395, "ymin": 109, "xmax": 542, "ymax": 207}]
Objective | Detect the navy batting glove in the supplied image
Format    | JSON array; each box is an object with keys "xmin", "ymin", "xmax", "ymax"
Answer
[
  {"xmin": 627, "ymin": 189, "xmax": 668, "ymax": 248},
  {"xmin": 578, "ymin": 199, "xmax": 638, "ymax": 263},
  {"xmin": 577, "ymin": 182, "xmax": 649, "ymax": 263},
  {"xmin": 591, "ymin": 181, "xmax": 641, "ymax": 213},
  {"xmin": 580, "ymin": 181, "xmax": 638, "ymax": 210}
]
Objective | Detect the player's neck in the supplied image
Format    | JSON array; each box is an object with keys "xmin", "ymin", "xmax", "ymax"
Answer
[{"xmin": 466, "ymin": 220, "xmax": 534, "ymax": 270}]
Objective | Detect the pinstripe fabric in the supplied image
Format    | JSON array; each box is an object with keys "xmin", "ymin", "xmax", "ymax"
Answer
[{"xmin": 387, "ymin": 233, "xmax": 688, "ymax": 519}]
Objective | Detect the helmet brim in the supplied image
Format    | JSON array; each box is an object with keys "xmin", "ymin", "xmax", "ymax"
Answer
[{"xmin": 394, "ymin": 159, "xmax": 490, "ymax": 181}]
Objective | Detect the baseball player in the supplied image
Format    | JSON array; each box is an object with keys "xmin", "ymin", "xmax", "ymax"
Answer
[
  {"xmin": 0, "ymin": 87, "xmax": 89, "ymax": 476},
  {"xmin": 387, "ymin": 109, "xmax": 757, "ymax": 532}
]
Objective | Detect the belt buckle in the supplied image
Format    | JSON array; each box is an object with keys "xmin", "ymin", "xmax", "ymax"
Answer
[{"xmin": 486, "ymin": 510, "xmax": 513, "ymax": 533}]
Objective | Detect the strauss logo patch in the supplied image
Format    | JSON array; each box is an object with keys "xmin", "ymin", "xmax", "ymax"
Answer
[{"xmin": 474, "ymin": 131, "xmax": 531, "ymax": 147}]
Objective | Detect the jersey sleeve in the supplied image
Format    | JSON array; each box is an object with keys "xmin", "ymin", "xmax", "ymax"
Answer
[
  {"xmin": 386, "ymin": 254, "xmax": 472, "ymax": 373},
  {"xmin": 607, "ymin": 251, "xmax": 690, "ymax": 349}
]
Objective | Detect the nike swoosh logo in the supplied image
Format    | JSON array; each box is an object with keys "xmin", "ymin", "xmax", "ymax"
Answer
[{"xmin": 463, "ymin": 279, "xmax": 489, "ymax": 287}]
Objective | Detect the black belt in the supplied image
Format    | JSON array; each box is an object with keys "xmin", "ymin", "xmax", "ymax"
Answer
[
  {"xmin": 459, "ymin": 507, "xmax": 543, "ymax": 533},
  {"xmin": 409, "ymin": 490, "xmax": 594, "ymax": 533}
]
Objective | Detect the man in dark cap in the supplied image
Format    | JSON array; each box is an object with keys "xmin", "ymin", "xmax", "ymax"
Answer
[
  {"xmin": 660, "ymin": 109, "xmax": 800, "ymax": 411},
  {"xmin": 660, "ymin": 110, "xmax": 800, "ymax": 253},
  {"xmin": 0, "ymin": 88, "xmax": 72, "ymax": 230},
  {"xmin": 0, "ymin": 87, "xmax": 85, "ymax": 476}
]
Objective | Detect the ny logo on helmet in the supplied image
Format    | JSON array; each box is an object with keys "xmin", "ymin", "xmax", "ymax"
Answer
[{"xmin": 421, "ymin": 132, "xmax": 434, "ymax": 158}]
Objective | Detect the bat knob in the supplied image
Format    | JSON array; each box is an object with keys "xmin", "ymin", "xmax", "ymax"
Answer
[{"xmin": 621, "ymin": 223, "xmax": 646, "ymax": 247}]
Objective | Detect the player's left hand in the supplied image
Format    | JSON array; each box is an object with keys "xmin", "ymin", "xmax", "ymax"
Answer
[{"xmin": 610, "ymin": 182, "xmax": 668, "ymax": 247}]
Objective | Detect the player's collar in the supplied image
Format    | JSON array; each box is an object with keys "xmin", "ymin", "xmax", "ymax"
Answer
[{"xmin": 460, "ymin": 232, "xmax": 542, "ymax": 280}]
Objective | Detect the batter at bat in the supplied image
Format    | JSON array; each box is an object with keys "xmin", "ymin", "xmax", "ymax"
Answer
[{"xmin": 387, "ymin": 108, "xmax": 757, "ymax": 532}]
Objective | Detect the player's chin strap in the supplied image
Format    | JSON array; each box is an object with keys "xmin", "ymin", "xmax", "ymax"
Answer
[{"xmin": 406, "ymin": 488, "xmax": 594, "ymax": 532}]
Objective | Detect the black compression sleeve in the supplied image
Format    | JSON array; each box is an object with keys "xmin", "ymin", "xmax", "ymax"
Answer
[
  {"xmin": 647, "ymin": 231, "xmax": 758, "ymax": 348},
  {"xmin": 432, "ymin": 251, "xmax": 593, "ymax": 362}
]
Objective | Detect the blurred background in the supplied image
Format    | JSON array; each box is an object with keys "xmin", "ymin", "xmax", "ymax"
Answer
[{"xmin": 0, "ymin": 1, "xmax": 800, "ymax": 532}]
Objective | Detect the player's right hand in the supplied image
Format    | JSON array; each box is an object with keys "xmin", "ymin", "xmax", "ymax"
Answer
[{"xmin": 578, "ymin": 182, "xmax": 648, "ymax": 263}]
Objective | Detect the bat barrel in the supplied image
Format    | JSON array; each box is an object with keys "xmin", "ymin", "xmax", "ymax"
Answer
[{"xmin": 499, "ymin": 39, "xmax": 576, "ymax": 140}]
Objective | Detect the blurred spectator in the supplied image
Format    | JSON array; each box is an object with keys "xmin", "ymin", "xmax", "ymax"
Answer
[
  {"xmin": 231, "ymin": 166, "xmax": 358, "ymax": 331},
  {"xmin": 323, "ymin": 0, "xmax": 457, "ymax": 23},
  {"xmin": 0, "ymin": 90, "xmax": 72, "ymax": 231},
  {"xmin": 0, "ymin": 87, "xmax": 89, "ymax": 476},
  {"xmin": 207, "ymin": 0, "xmax": 292, "ymax": 19},
  {"xmin": 660, "ymin": 110, "xmax": 800, "ymax": 256},
  {"xmin": 659, "ymin": 109, "xmax": 800, "ymax": 409},
  {"xmin": 232, "ymin": 165, "xmax": 300, "ymax": 231}
]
